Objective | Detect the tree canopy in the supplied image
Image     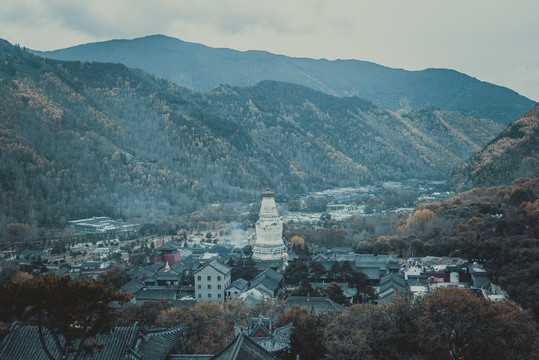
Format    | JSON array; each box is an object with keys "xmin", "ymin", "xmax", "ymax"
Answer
[{"xmin": 0, "ymin": 274, "xmax": 132, "ymax": 360}]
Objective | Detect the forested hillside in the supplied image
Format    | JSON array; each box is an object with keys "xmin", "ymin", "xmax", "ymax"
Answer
[
  {"xmin": 448, "ymin": 103, "xmax": 539, "ymax": 191},
  {"xmin": 32, "ymin": 35, "xmax": 535, "ymax": 125},
  {"xmin": 0, "ymin": 39, "xmax": 504, "ymax": 229},
  {"xmin": 196, "ymin": 81, "xmax": 503, "ymax": 181}
]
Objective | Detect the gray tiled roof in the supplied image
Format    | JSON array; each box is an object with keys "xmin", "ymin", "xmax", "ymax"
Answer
[
  {"xmin": 120, "ymin": 279, "xmax": 144, "ymax": 294},
  {"xmin": 250, "ymin": 268, "xmax": 282, "ymax": 294},
  {"xmin": 156, "ymin": 271, "xmax": 180, "ymax": 280},
  {"xmin": 211, "ymin": 334, "xmax": 277, "ymax": 360},
  {"xmin": 0, "ymin": 322, "xmax": 183, "ymax": 360},
  {"xmin": 134, "ymin": 289, "xmax": 177, "ymax": 301},
  {"xmin": 195, "ymin": 260, "xmax": 231, "ymax": 275},
  {"xmin": 378, "ymin": 273, "xmax": 409, "ymax": 302},
  {"xmin": 135, "ymin": 325, "xmax": 185, "ymax": 360},
  {"xmin": 227, "ymin": 278, "xmax": 249, "ymax": 291},
  {"xmin": 285, "ymin": 296, "xmax": 349, "ymax": 314},
  {"xmin": 357, "ymin": 266, "xmax": 381, "ymax": 280},
  {"xmin": 131, "ymin": 262, "xmax": 166, "ymax": 280}
]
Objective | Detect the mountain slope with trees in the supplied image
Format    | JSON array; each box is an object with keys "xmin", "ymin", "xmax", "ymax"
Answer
[
  {"xmin": 32, "ymin": 34, "xmax": 535, "ymax": 125},
  {"xmin": 0, "ymin": 39, "xmax": 504, "ymax": 231},
  {"xmin": 448, "ymin": 103, "xmax": 539, "ymax": 192}
]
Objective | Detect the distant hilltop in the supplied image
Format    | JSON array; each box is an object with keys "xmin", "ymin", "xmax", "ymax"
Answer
[{"xmin": 31, "ymin": 34, "xmax": 535, "ymax": 125}]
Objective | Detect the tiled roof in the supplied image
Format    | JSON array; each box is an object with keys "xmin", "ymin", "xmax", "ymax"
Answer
[
  {"xmin": 171, "ymin": 299, "xmax": 197, "ymax": 309},
  {"xmin": 378, "ymin": 273, "xmax": 409, "ymax": 302},
  {"xmin": 211, "ymin": 334, "xmax": 277, "ymax": 360},
  {"xmin": 131, "ymin": 263, "xmax": 166, "ymax": 280},
  {"xmin": 285, "ymin": 296, "xmax": 349, "ymax": 314},
  {"xmin": 255, "ymin": 268, "xmax": 282, "ymax": 283},
  {"xmin": 356, "ymin": 266, "xmax": 381, "ymax": 280},
  {"xmin": 195, "ymin": 260, "xmax": 231, "ymax": 275},
  {"xmin": 227, "ymin": 278, "xmax": 249, "ymax": 291},
  {"xmin": 251, "ymin": 277, "xmax": 279, "ymax": 294},
  {"xmin": 156, "ymin": 271, "xmax": 180, "ymax": 280},
  {"xmin": 250, "ymin": 268, "xmax": 282, "ymax": 294},
  {"xmin": 54, "ymin": 267, "xmax": 71, "ymax": 276},
  {"xmin": 171, "ymin": 262, "xmax": 186, "ymax": 273},
  {"xmin": 234, "ymin": 315, "xmax": 292, "ymax": 353},
  {"xmin": 135, "ymin": 325, "xmax": 185, "ymax": 360},
  {"xmin": 135, "ymin": 289, "xmax": 177, "ymax": 301},
  {"xmin": 120, "ymin": 279, "xmax": 145, "ymax": 294},
  {"xmin": 0, "ymin": 322, "xmax": 183, "ymax": 360}
]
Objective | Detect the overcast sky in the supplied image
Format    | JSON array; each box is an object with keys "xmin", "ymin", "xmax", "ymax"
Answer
[{"xmin": 1, "ymin": 0, "xmax": 538, "ymax": 101}]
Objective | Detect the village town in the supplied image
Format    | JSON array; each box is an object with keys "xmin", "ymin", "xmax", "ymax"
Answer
[{"xmin": 0, "ymin": 187, "xmax": 515, "ymax": 359}]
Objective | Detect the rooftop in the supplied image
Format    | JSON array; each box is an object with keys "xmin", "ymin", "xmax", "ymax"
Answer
[{"xmin": 0, "ymin": 322, "xmax": 183, "ymax": 360}]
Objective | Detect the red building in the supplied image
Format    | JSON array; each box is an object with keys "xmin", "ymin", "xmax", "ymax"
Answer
[{"xmin": 153, "ymin": 242, "xmax": 182, "ymax": 265}]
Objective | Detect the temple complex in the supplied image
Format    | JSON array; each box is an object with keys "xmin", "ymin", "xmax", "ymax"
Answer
[{"xmin": 252, "ymin": 188, "xmax": 288, "ymax": 262}]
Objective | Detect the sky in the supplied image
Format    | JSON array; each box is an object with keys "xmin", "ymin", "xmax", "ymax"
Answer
[{"xmin": 1, "ymin": 0, "xmax": 538, "ymax": 101}]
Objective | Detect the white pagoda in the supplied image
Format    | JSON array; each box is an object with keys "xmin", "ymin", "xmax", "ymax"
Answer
[{"xmin": 252, "ymin": 188, "xmax": 288, "ymax": 261}]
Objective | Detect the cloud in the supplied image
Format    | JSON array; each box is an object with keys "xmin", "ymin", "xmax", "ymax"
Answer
[{"xmin": 0, "ymin": 0, "xmax": 538, "ymax": 99}]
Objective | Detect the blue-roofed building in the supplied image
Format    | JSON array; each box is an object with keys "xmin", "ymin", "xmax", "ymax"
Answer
[{"xmin": 0, "ymin": 321, "xmax": 183, "ymax": 360}]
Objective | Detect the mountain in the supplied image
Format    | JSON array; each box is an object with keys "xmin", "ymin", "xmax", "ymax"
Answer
[
  {"xmin": 448, "ymin": 103, "xmax": 539, "ymax": 192},
  {"xmin": 195, "ymin": 81, "xmax": 503, "ymax": 181},
  {"xmin": 0, "ymin": 39, "xmax": 503, "ymax": 227},
  {"xmin": 31, "ymin": 35, "xmax": 534, "ymax": 126}
]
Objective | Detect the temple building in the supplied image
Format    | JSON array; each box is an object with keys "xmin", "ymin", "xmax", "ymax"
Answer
[
  {"xmin": 234, "ymin": 314, "xmax": 293, "ymax": 353},
  {"xmin": 252, "ymin": 188, "xmax": 288, "ymax": 262},
  {"xmin": 153, "ymin": 242, "xmax": 182, "ymax": 265}
]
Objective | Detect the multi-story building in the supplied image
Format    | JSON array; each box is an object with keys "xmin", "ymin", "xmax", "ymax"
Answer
[{"xmin": 194, "ymin": 260, "xmax": 231, "ymax": 303}]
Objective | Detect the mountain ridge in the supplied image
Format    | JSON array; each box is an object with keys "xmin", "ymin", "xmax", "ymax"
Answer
[
  {"xmin": 31, "ymin": 34, "xmax": 535, "ymax": 125},
  {"xmin": 447, "ymin": 103, "xmax": 539, "ymax": 191},
  {"xmin": 0, "ymin": 39, "xmax": 505, "ymax": 226}
]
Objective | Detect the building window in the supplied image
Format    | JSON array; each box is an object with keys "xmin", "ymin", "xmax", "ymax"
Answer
[
  {"xmin": 217, "ymin": 276, "xmax": 221, "ymax": 281},
  {"xmin": 197, "ymin": 276, "xmax": 201, "ymax": 281},
  {"xmin": 217, "ymin": 285, "xmax": 221, "ymax": 289},
  {"xmin": 207, "ymin": 276, "xmax": 211, "ymax": 281},
  {"xmin": 208, "ymin": 285, "xmax": 211, "ymax": 289},
  {"xmin": 198, "ymin": 294, "xmax": 201, "ymax": 298},
  {"xmin": 208, "ymin": 294, "xmax": 212, "ymax": 298},
  {"xmin": 198, "ymin": 285, "xmax": 201, "ymax": 289},
  {"xmin": 218, "ymin": 294, "xmax": 222, "ymax": 298}
]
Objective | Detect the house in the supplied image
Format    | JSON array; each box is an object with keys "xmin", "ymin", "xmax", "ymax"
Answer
[
  {"xmin": 0, "ymin": 321, "xmax": 183, "ymax": 360},
  {"xmin": 156, "ymin": 262, "xmax": 180, "ymax": 286},
  {"xmin": 120, "ymin": 279, "xmax": 144, "ymax": 295},
  {"xmin": 131, "ymin": 262, "xmax": 166, "ymax": 281},
  {"xmin": 66, "ymin": 217, "xmax": 139, "ymax": 234},
  {"xmin": 468, "ymin": 262, "xmax": 490, "ymax": 289},
  {"xmin": 132, "ymin": 289, "xmax": 178, "ymax": 305},
  {"xmin": 194, "ymin": 260, "xmax": 232, "ymax": 303},
  {"xmin": 377, "ymin": 272, "xmax": 409, "ymax": 302},
  {"xmin": 79, "ymin": 261, "xmax": 112, "ymax": 279},
  {"xmin": 234, "ymin": 314, "xmax": 292, "ymax": 353},
  {"xmin": 240, "ymin": 288, "xmax": 270, "ymax": 306},
  {"xmin": 226, "ymin": 278, "xmax": 249, "ymax": 300},
  {"xmin": 18, "ymin": 249, "xmax": 46, "ymax": 265},
  {"xmin": 249, "ymin": 268, "xmax": 282, "ymax": 298}
]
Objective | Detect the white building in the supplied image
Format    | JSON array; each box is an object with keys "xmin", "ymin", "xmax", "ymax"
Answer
[
  {"xmin": 194, "ymin": 260, "xmax": 232, "ymax": 303},
  {"xmin": 252, "ymin": 188, "xmax": 288, "ymax": 261}
]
